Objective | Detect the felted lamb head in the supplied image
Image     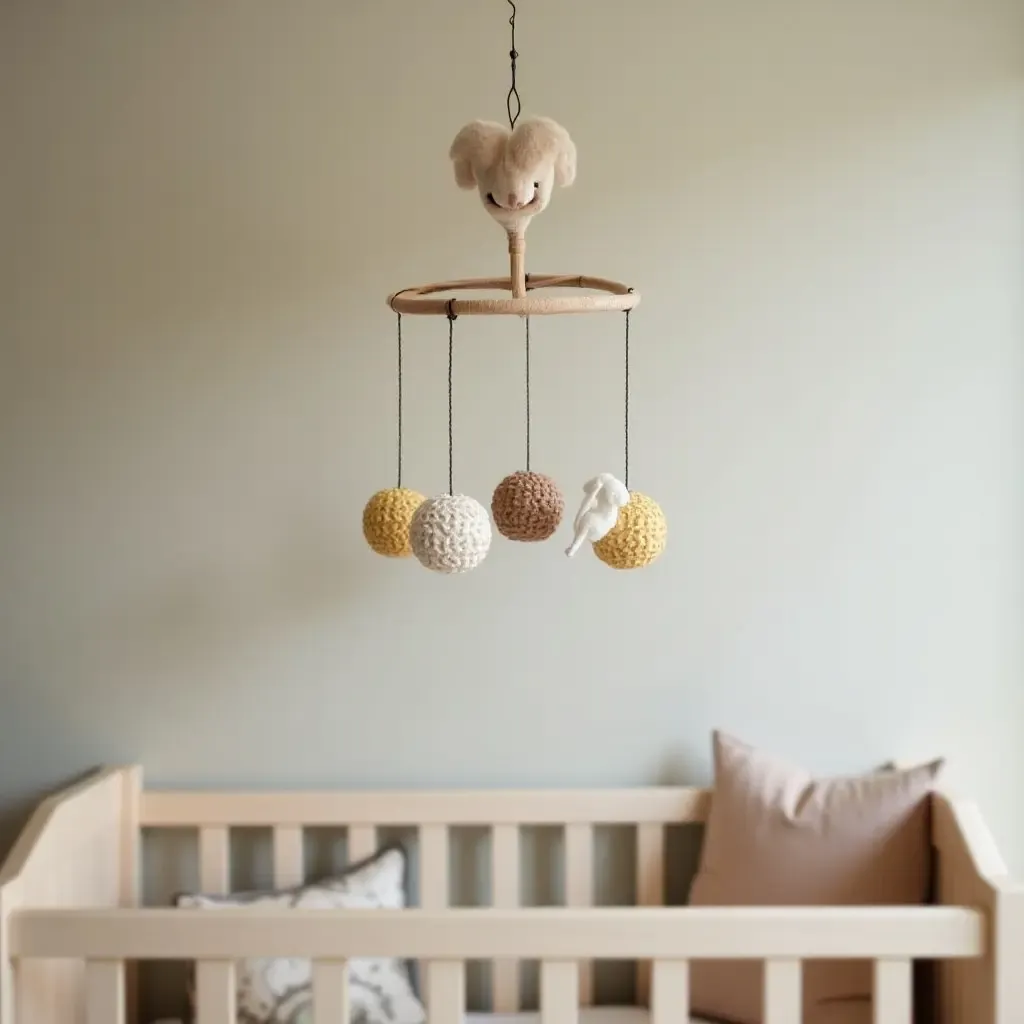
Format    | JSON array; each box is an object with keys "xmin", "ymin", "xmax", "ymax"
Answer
[{"xmin": 448, "ymin": 116, "xmax": 577, "ymax": 234}]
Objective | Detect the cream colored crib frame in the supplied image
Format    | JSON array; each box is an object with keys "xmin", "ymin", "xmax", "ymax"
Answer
[{"xmin": 0, "ymin": 766, "xmax": 1021, "ymax": 1024}]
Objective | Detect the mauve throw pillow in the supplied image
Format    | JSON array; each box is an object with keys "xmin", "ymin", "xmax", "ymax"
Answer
[{"xmin": 687, "ymin": 730, "xmax": 943, "ymax": 1024}]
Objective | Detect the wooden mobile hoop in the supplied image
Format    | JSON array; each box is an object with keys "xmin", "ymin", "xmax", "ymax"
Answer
[{"xmin": 387, "ymin": 274, "xmax": 640, "ymax": 319}]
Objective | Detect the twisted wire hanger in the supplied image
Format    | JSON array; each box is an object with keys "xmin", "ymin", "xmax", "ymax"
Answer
[
  {"xmin": 396, "ymin": 312, "xmax": 404, "ymax": 488},
  {"xmin": 524, "ymin": 315, "xmax": 531, "ymax": 471},
  {"xmin": 446, "ymin": 302, "xmax": 457, "ymax": 495},
  {"xmin": 506, "ymin": 0, "xmax": 521, "ymax": 130},
  {"xmin": 623, "ymin": 307, "xmax": 630, "ymax": 490}
]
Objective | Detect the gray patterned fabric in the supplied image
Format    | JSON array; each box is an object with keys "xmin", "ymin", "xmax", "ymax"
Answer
[{"xmin": 175, "ymin": 844, "xmax": 426, "ymax": 1024}]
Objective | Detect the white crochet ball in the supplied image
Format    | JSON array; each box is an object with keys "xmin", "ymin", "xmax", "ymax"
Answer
[{"xmin": 409, "ymin": 493, "xmax": 492, "ymax": 574}]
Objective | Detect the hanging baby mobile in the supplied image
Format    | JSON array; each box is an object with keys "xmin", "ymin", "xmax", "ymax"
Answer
[{"xmin": 361, "ymin": 0, "xmax": 667, "ymax": 574}]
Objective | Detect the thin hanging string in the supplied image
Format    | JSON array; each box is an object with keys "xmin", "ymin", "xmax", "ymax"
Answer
[
  {"xmin": 396, "ymin": 312, "xmax": 403, "ymax": 488},
  {"xmin": 447, "ymin": 304, "xmax": 456, "ymax": 495},
  {"xmin": 624, "ymin": 308, "xmax": 631, "ymax": 490},
  {"xmin": 506, "ymin": 0, "xmax": 521, "ymax": 130},
  {"xmin": 524, "ymin": 316, "xmax": 531, "ymax": 471}
]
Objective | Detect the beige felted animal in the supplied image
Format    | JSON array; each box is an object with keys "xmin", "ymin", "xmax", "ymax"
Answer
[{"xmin": 448, "ymin": 116, "xmax": 577, "ymax": 234}]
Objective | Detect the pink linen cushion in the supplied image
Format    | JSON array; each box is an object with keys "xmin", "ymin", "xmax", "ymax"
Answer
[{"xmin": 687, "ymin": 730, "xmax": 943, "ymax": 1024}]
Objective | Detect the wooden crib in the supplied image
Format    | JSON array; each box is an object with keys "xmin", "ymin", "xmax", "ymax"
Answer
[{"xmin": 0, "ymin": 765, "xmax": 1021, "ymax": 1024}]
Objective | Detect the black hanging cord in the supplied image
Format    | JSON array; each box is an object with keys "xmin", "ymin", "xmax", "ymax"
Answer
[
  {"xmin": 624, "ymin": 306, "xmax": 631, "ymax": 490},
  {"xmin": 524, "ymin": 316, "xmax": 531, "ymax": 471},
  {"xmin": 506, "ymin": 0, "xmax": 521, "ymax": 130},
  {"xmin": 447, "ymin": 301, "xmax": 457, "ymax": 495},
  {"xmin": 396, "ymin": 312, "xmax": 403, "ymax": 488}
]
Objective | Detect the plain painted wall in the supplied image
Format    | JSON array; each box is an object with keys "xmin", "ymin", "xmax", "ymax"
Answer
[{"xmin": 2, "ymin": 0, "xmax": 1023, "ymax": 878}]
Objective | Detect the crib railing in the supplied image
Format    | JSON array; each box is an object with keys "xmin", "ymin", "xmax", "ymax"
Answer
[
  {"xmin": 10, "ymin": 903, "xmax": 984, "ymax": 1024},
  {"xmin": 144, "ymin": 783, "xmax": 708, "ymax": 1009}
]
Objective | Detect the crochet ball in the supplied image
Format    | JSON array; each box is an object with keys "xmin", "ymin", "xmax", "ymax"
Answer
[
  {"xmin": 593, "ymin": 492, "xmax": 667, "ymax": 570},
  {"xmin": 362, "ymin": 487, "xmax": 426, "ymax": 558},
  {"xmin": 491, "ymin": 470, "xmax": 565, "ymax": 542},
  {"xmin": 410, "ymin": 493, "xmax": 492, "ymax": 574}
]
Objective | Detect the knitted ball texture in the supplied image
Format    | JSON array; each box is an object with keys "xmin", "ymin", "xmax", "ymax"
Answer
[
  {"xmin": 362, "ymin": 487, "xmax": 426, "ymax": 558},
  {"xmin": 491, "ymin": 470, "xmax": 565, "ymax": 542},
  {"xmin": 593, "ymin": 492, "xmax": 667, "ymax": 569},
  {"xmin": 410, "ymin": 493, "xmax": 492, "ymax": 574}
]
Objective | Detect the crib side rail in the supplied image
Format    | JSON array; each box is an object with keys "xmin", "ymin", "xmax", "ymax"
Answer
[
  {"xmin": 933, "ymin": 793, "xmax": 1024, "ymax": 1024},
  {"xmin": 0, "ymin": 765, "xmax": 141, "ymax": 1024},
  {"xmin": 142, "ymin": 783, "xmax": 709, "ymax": 1009},
  {"xmin": 10, "ymin": 904, "xmax": 983, "ymax": 1024}
]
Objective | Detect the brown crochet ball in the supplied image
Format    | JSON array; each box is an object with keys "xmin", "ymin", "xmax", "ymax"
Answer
[{"xmin": 491, "ymin": 470, "xmax": 564, "ymax": 542}]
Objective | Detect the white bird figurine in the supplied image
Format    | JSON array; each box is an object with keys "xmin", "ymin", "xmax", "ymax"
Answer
[{"xmin": 565, "ymin": 473, "xmax": 630, "ymax": 557}]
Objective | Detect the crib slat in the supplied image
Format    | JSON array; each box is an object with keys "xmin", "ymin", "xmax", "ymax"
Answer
[
  {"xmin": 348, "ymin": 825, "xmax": 376, "ymax": 862},
  {"xmin": 195, "ymin": 960, "xmax": 236, "ymax": 1024},
  {"xmin": 420, "ymin": 824, "xmax": 448, "ymax": 907},
  {"xmin": 651, "ymin": 959, "xmax": 689, "ymax": 1024},
  {"xmin": 564, "ymin": 823, "xmax": 593, "ymax": 1006},
  {"xmin": 875, "ymin": 958, "xmax": 912, "ymax": 1024},
  {"xmin": 313, "ymin": 960, "xmax": 349, "ymax": 1024},
  {"xmin": 273, "ymin": 826, "xmax": 304, "ymax": 889},
  {"xmin": 86, "ymin": 960, "xmax": 125, "ymax": 1024},
  {"xmin": 199, "ymin": 827, "xmax": 229, "ymax": 894},
  {"xmin": 764, "ymin": 958, "xmax": 801, "ymax": 1024},
  {"xmin": 541, "ymin": 960, "xmax": 579, "ymax": 1024},
  {"xmin": 427, "ymin": 960, "xmax": 464, "ymax": 1024},
  {"xmin": 636, "ymin": 822, "xmax": 664, "ymax": 1004},
  {"xmin": 419, "ymin": 824, "xmax": 449, "ymax": 1005},
  {"xmin": 491, "ymin": 823, "xmax": 520, "ymax": 1012}
]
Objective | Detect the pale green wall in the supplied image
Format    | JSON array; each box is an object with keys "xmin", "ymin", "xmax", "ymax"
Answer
[{"xmin": 2, "ymin": 0, "xmax": 1023, "ymax": 951}]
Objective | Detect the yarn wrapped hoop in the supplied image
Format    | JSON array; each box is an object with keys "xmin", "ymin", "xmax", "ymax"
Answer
[
  {"xmin": 387, "ymin": 275, "xmax": 640, "ymax": 317},
  {"xmin": 362, "ymin": 488, "xmax": 427, "ymax": 558},
  {"xmin": 410, "ymin": 494, "xmax": 493, "ymax": 574},
  {"xmin": 491, "ymin": 470, "xmax": 564, "ymax": 542},
  {"xmin": 592, "ymin": 492, "xmax": 667, "ymax": 569}
]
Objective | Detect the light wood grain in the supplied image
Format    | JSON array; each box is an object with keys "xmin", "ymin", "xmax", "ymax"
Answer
[
  {"xmin": 874, "ymin": 958, "xmax": 912, "ymax": 1024},
  {"xmin": 273, "ymin": 826, "xmax": 304, "ymax": 889},
  {"xmin": 347, "ymin": 825, "xmax": 377, "ymax": 862},
  {"xmin": 491, "ymin": 824, "xmax": 520, "ymax": 1012},
  {"xmin": 0, "ymin": 767, "xmax": 132, "ymax": 1024},
  {"xmin": 143, "ymin": 788, "xmax": 708, "ymax": 827},
  {"xmin": 198, "ymin": 827, "xmax": 229, "ymax": 894},
  {"xmin": 933, "ymin": 792, "xmax": 1024, "ymax": 1024},
  {"xmin": 541, "ymin": 961, "xmax": 578, "ymax": 1024},
  {"xmin": 509, "ymin": 233, "xmax": 526, "ymax": 299},
  {"xmin": 565, "ymin": 824, "xmax": 593, "ymax": 1006},
  {"xmin": 13, "ymin": 906, "xmax": 984, "ymax": 961},
  {"xmin": 313, "ymin": 960, "xmax": 349, "ymax": 1024},
  {"xmin": 635, "ymin": 822, "xmax": 664, "ymax": 1005},
  {"xmin": 86, "ymin": 960, "xmax": 125, "ymax": 1024},
  {"xmin": 427, "ymin": 961, "xmax": 463, "ymax": 1024},
  {"xmin": 195, "ymin": 960, "xmax": 235, "ymax": 1024},
  {"xmin": 120, "ymin": 767, "xmax": 142, "ymax": 1024},
  {"xmin": 6, "ymin": 768, "xmax": 1024, "ymax": 1024},
  {"xmin": 418, "ymin": 825, "xmax": 448, "ymax": 1004},
  {"xmin": 763, "ymin": 958, "xmax": 801, "ymax": 1024},
  {"xmin": 651, "ymin": 960, "xmax": 689, "ymax": 1024}
]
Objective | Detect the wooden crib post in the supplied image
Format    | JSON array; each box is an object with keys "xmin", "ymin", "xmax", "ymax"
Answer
[
  {"xmin": 0, "ymin": 766, "xmax": 137, "ymax": 1024},
  {"xmin": 933, "ymin": 793, "xmax": 1024, "ymax": 1024},
  {"xmin": 120, "ymin": 767, "xmax": 142, "ymax": 1024},
  {"xmin": 0, "ymin": 878, "xmax": 22, "ymax": 1024}
]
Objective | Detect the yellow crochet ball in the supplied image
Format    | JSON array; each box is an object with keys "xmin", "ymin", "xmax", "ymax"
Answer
[
  {"xmin": 593, "ymin": 492, "xmax": 667, "ymax": 569},
  {"xmin": 362, "ymin": 487, "xmax": 426, "ymax": 558}
]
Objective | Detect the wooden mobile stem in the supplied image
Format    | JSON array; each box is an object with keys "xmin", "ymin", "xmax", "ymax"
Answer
[{"xmin": 509, "ymin": 232, "xmax": 527, "ymax": 299}]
